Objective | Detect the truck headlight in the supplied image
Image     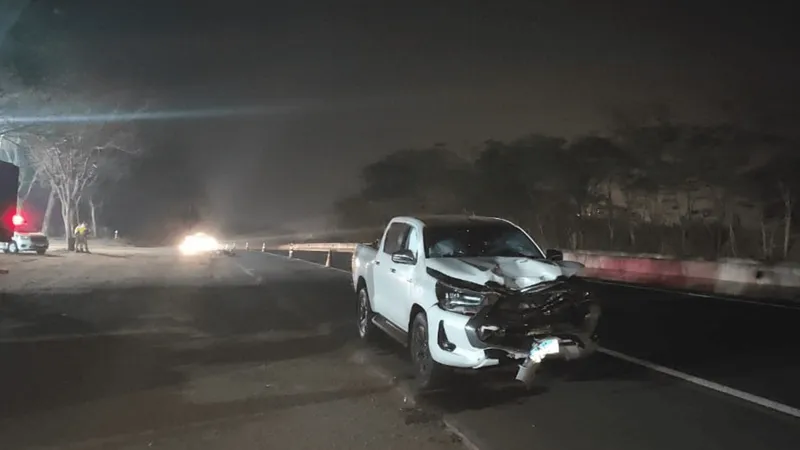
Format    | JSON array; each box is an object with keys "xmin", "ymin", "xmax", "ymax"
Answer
[{"xmin": 435, "ymin": 281, "xmax": 496, "ymax": 315}]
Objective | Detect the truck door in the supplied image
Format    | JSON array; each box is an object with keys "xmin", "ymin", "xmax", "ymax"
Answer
[
  {"xmin": 373, "ymin": 221, "xmax": 413, "ymax": 326},
  {"xmin": 384, "ymin": 225, "xmax": 422, "ymax": 330}
]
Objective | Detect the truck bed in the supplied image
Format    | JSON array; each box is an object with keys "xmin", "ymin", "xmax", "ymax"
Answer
[{"xmin": 351, "ymin": 242, "xmax": 378, "ymax": 287}]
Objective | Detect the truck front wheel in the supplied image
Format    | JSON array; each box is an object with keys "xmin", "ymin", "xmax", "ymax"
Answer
[{"xmin": 410, "ymin": 312, "xmax": 449, "ymax": 391}]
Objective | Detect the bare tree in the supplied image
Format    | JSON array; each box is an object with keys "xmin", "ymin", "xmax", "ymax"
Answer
[
  {"xmin": 41, "ymin": 186, "xmax": 55, "ymax": 234},
  {"xmin": 4, "ymin": 51, "xmax": 146, "ymax": 236},
  {"xmin": 27, "ymin": 118, "xmax": 137, "ymax": 241}
]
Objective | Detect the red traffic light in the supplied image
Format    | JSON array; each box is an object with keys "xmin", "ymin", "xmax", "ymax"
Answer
[{"xmin": 11, "ymin": 214, "xmax": 24, "ymax": 226}]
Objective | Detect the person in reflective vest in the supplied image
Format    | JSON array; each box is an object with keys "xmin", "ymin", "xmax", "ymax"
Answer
[{"xmin": 74, "ymin": 222, "xmax": 90, "ymax": 253}]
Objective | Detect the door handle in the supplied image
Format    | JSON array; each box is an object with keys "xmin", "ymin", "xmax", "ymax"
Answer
[
  {"xmin": 390, "ymin": 268, "xmax": 396, "ymax": 273},
  {"xmin": 375, "ymin": 261, "xmax": 380, "ymax": 266}
]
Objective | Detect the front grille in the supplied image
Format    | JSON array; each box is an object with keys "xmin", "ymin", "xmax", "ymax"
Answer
[{"xmin": 465, "ymin": 277, "xmax": 599, "ymax": 349}]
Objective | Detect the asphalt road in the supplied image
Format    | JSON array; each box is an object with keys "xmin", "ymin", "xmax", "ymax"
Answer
[
  {"xmin": 261, "ymin": 249, "xmax": 800, "ymax": 450},
  {"xmin": 0, "ymin": 251, "xmax": 462, "ymax": 450},
  {"xmin": 2, "ymin": 248, "xmax": 799, "ymax": 450}
]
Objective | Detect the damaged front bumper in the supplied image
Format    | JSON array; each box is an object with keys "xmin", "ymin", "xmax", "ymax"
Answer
[{"xmin": 427, "ymin": 277, "xmax": 601, "ymax": 385}]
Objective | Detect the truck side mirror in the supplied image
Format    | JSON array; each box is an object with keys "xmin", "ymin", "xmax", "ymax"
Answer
[
  {"xmin": 545, "ymin": 249, "xmax": 563, "ymax": 261},
  {"xmin": 391, "ymin": 249, "xmax": 417, "ymax": 265}
]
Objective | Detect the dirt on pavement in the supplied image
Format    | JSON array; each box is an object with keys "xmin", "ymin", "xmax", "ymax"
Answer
[
  {"xmin": 0, "ymin": 338, "xmax": 463, "ymax": 450},
  {"xmin": 0, "ymin": 247, "xmax": 232, "ymax": 292},
  {"xmin": 0, "ymin": 249, "xmax": 467, "ymax": 450}
]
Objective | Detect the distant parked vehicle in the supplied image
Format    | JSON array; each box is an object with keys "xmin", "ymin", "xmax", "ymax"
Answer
[
  {"xmin": 0, "ymin": 161, "xmax": 47, "ymax": 254},
  {"xmin": 2, "ymin": 229, "xmax": 50, "ymax": 255}
]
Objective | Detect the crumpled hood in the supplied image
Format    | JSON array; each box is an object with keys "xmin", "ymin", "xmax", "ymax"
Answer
[{"xmin": 426, "ymin": 256, "xmax": 584, "ymax": 290}]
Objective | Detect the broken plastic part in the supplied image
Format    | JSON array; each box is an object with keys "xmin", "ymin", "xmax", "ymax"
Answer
[
  {"xmin": 465, "ymin": 277, "xmax": 601, "ymax": 351},
  {"xmin": 515, "ymin": 338, "xmax": 561, "ymax": 387},
  {"xmin": 515, "ymin": 357, "xmax": 541, "ymax": 387}
]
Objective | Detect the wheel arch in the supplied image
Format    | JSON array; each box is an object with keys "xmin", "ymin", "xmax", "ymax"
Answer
[
  {"xmin": 407, "ymin": 304, "xmax": 426, "ymax": 343},
  {"xmin": 356, "ymin": 276, "xmax": 367, "ymax": 292}
]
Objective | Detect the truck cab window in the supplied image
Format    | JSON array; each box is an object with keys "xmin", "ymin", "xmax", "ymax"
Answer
[
  {"xmin": 401, "ymin": 227, "xmax": 420, "ymax": 258},
  {"xmin": 382, "ymin": 223, "xmax": 412, "ymax": 254}
]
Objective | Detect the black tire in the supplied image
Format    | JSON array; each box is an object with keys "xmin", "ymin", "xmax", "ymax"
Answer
[
  {"xmin": 409, "ymin": 312, "xmax": 449, "ymax": 390},
  {"xmin": 36, "ymin": 249, "xmax": 46, "ymax": 255},
  {"xmin": 8, "ymin": 241, "xmax": 18, "ymax": 254},
  {"xmin": 357, "ymin": 287, "xmax": 377, "ymax": 341}
]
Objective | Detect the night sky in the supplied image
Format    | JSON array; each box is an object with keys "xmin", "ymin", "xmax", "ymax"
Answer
[{"xmin": 3, "ymin": 0, "xmax": 799, "ymax": 232}]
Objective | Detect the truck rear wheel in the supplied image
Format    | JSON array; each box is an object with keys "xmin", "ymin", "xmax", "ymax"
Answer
[
  {"xmin": 410, "ymin": 312, "xmax": 449, "ymax": 391},
  {"xmin": 357, "ymin": 287, "xmax": 376, "ymax": 341}
]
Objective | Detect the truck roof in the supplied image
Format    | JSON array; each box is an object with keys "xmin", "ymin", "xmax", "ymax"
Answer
[{"xmin": 398, "ymin": 214, "xmax": 510, "ymax": 228}]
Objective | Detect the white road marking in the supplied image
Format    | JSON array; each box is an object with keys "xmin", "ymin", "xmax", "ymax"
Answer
[
  {"xmin": 263, "ymin": 251, "xmax": 352, "ymax": 274},
  {"xmin": 262, "ymin": 251, "xmax": 800, "ymax": 420},
  {"xmin": 598, "ymin": 347, "xmax": 800, "ymax": 419},
  {"xmin": 233, "ymin": 260, "xmax": 263, "ymax": 284}
]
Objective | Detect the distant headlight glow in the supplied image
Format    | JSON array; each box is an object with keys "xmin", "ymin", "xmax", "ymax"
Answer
[{"xmin": 179, "ymin": 233, "xmax": 219, "ymax": 255}]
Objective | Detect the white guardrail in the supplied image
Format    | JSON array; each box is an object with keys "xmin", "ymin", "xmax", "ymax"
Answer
[
  {"xmin": 225, "ymin": 239, "xmax": 800, "ymax": 297},
  {"xmin": 224, "ymin": 241, "xmax": 359, "ymax": 267}
]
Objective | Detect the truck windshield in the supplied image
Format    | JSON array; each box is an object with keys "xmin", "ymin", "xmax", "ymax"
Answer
[{"xmin": 423, "ymin": 222, "xmax": 544, "ymax": 259}]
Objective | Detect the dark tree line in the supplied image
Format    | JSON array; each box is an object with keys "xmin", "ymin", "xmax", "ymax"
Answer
[{"xmin": 335, "ymin": 118, "xmax": 800, "ymax": 262}]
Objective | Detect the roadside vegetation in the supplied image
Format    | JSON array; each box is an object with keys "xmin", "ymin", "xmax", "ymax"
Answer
[{"xmin": 335, "ymin": 107, "xmax": 800, "ymax": 262}]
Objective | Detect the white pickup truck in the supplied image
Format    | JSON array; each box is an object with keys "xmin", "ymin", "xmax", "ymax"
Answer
[{"xmin": 351, "ymin": 215, "xmax": 601, "ymax": 389}]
